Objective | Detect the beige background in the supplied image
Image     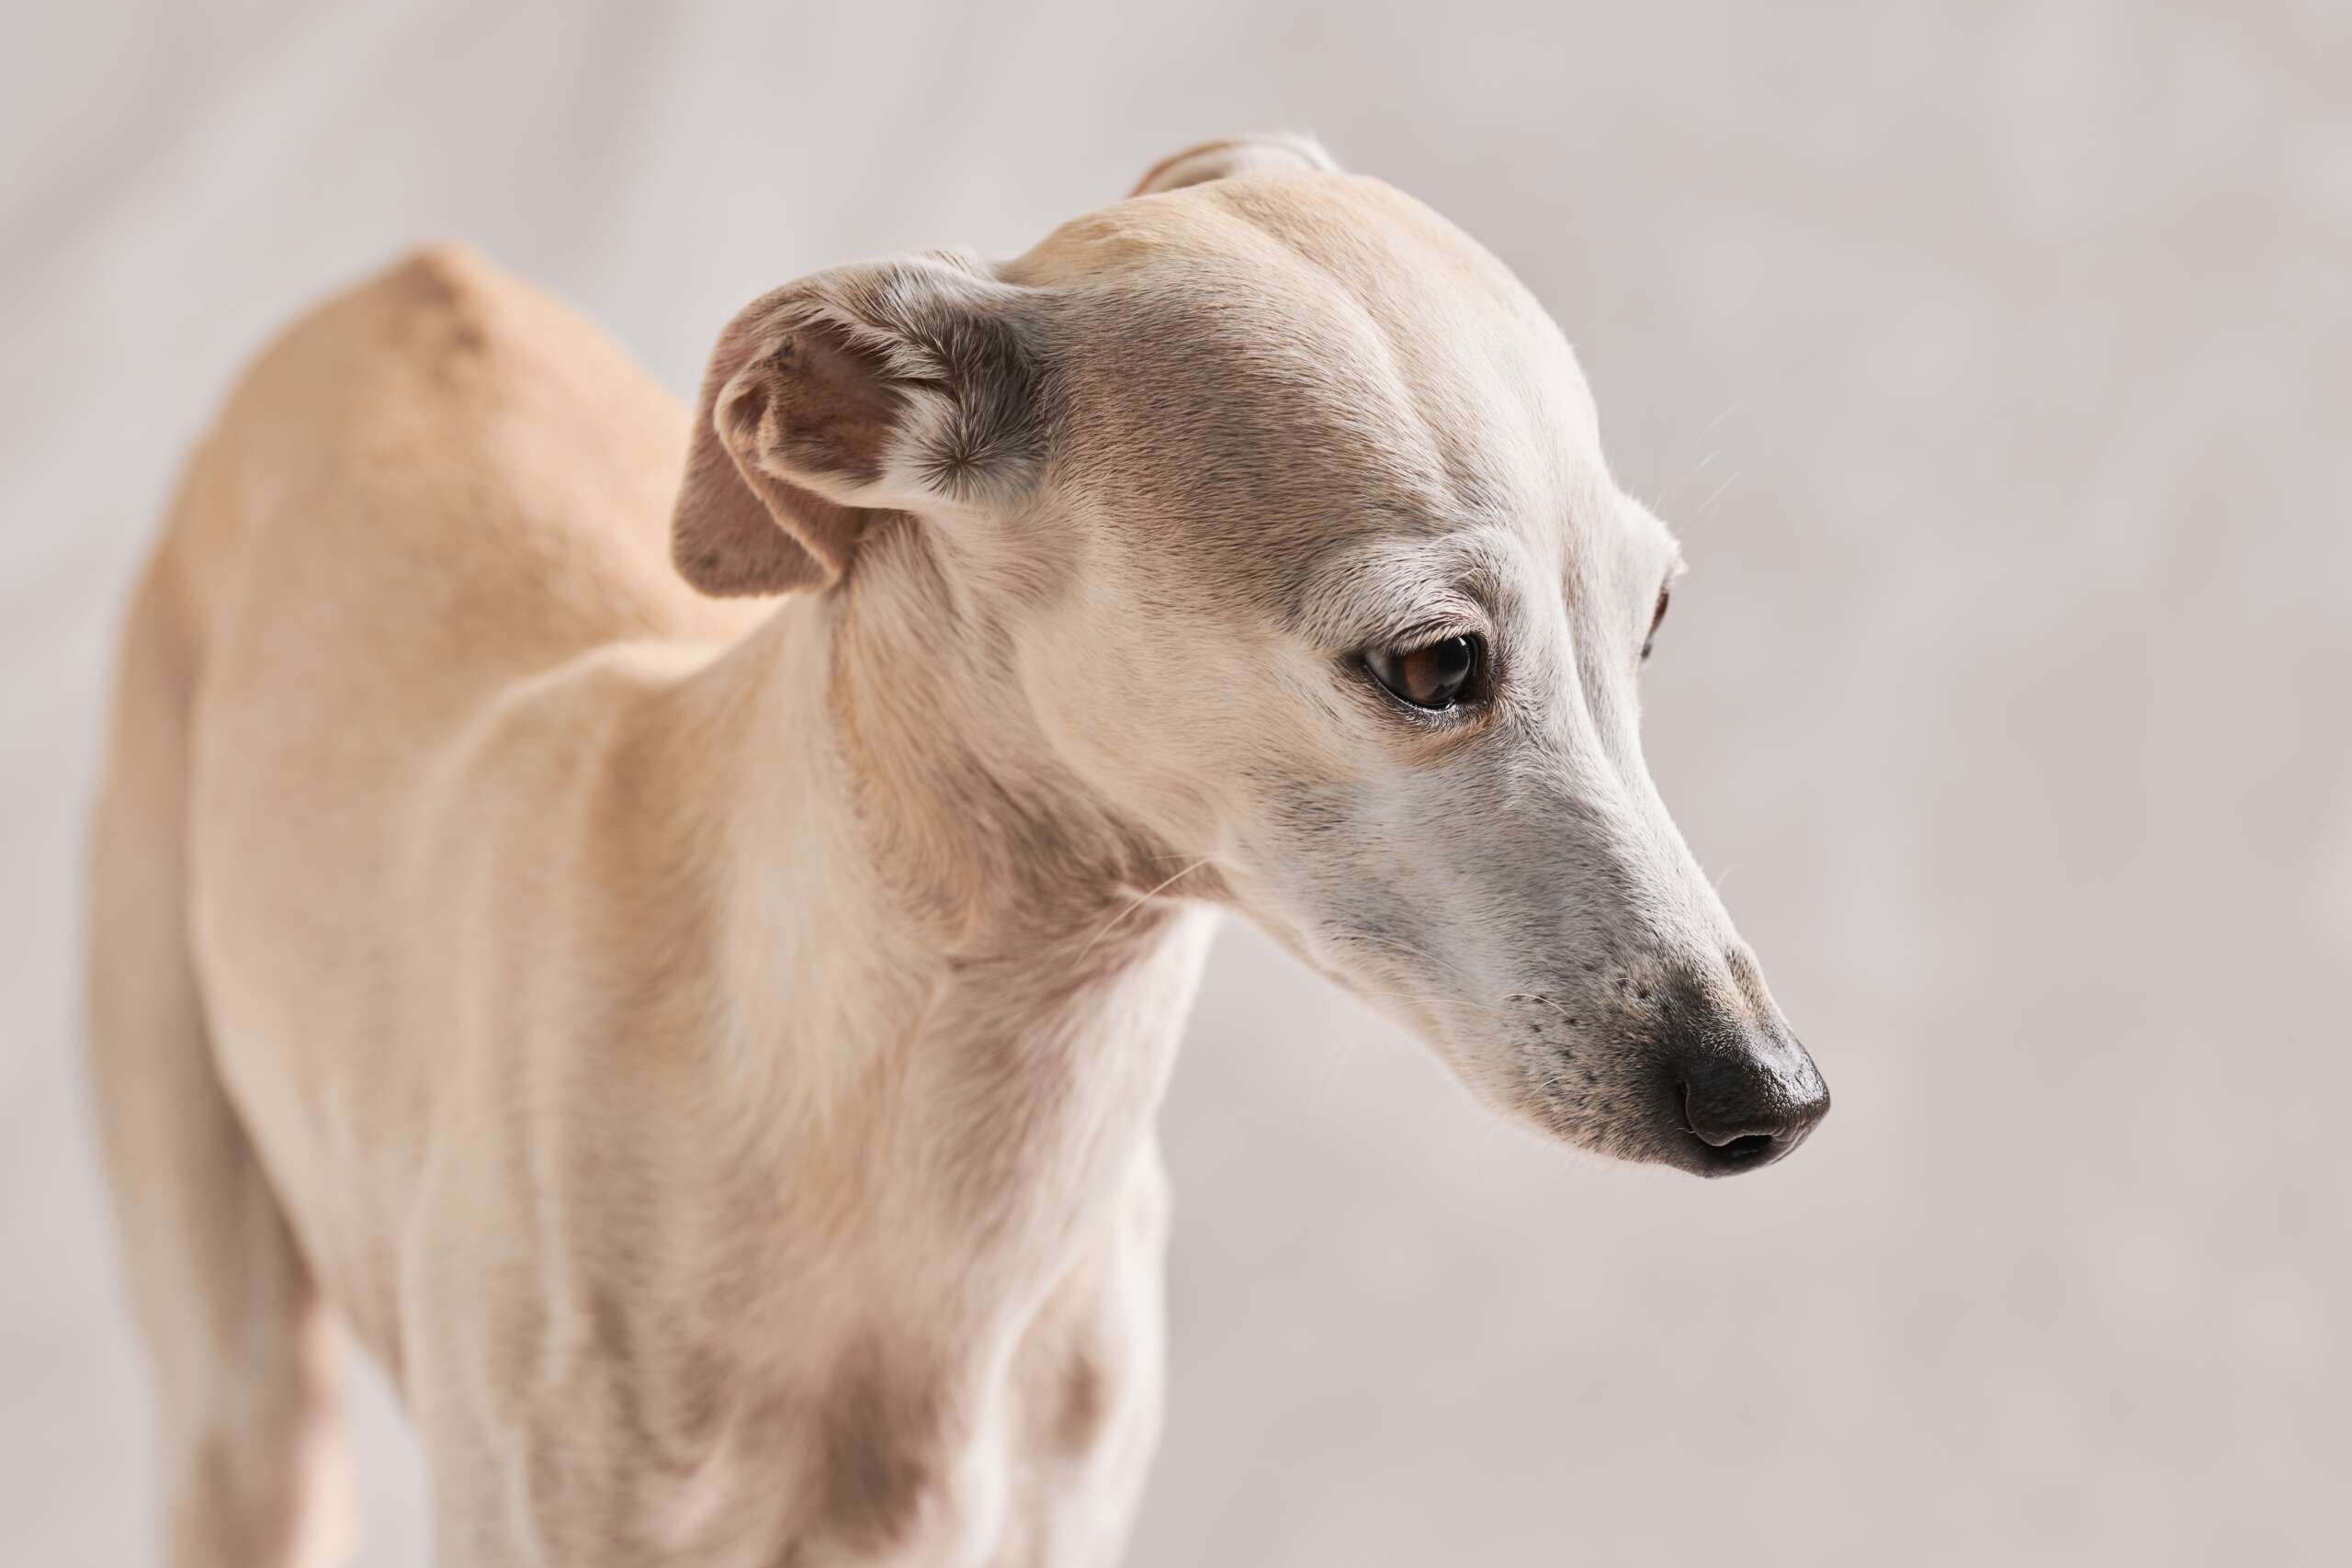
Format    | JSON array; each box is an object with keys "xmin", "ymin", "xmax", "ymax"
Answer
[{"xmin": 6, "ymin": 2, "xmax": 2348, "ymax": 1563}]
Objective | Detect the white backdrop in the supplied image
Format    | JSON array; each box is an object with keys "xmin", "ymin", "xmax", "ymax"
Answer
[{"xmin": 6, "ymin": 2, "xmax": 2348, "ymax": 1563}]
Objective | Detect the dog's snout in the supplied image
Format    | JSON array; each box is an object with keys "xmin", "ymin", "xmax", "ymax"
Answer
[
  {"xmin": 1630, "ymin": 964, "xmax": 1829, "ymax": 1176},
  {"xmin": 1673, "ymin": 1041, "xmax": 1830, "ymax": 1176}
]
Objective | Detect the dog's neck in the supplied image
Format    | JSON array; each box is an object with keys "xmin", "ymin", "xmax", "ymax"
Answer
[{"xmin": 655, "ymin": 547, "xmax": 1214, "ymax": 1337}]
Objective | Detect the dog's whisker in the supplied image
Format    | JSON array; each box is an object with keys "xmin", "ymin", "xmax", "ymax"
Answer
[
  {"xmin": 1691, "ymin": 467, "xmax": 1740, "ymax": 522},
  {"xmin": 1074, "ymin": 856, "xmax": 1219, "ymax": 960}
]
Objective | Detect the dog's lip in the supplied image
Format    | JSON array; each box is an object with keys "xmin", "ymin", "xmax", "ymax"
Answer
[
  {"xmin": 1522, "ymin": 1076, "xmax": 1824, "ymax": 1179},
  {"xmin": 1670, "ymin": 1124, "xmax": 1804, "ymax": 1178},
  {"xmin": 1654, "ymin": 1087, "xmax": 1828, "ymax": 1177}
]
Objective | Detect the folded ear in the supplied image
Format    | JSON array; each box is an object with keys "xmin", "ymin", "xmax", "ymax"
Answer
[
  {"xmin": 671, "ymin": 254, "xmax": 1046, "ymax": 596},
  {"xmin": 1130, "ymin": 131, "xmax": 1339, "ymax": 197}
]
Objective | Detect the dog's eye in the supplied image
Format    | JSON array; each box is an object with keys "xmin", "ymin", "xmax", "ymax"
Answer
[
  {"xmin": 1641, "ymin": 587, "xmax": 1670, "ymax": 663},
  {"xmin": 1366, "ymin": 634, "xmax": 1483, "ymax": 710}
]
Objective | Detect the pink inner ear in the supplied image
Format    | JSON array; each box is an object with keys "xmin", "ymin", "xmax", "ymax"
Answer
[
  {"xmin": 671, "ymin": 418, "xmax": 830, "ymax": 598},
  {"xmin": 749, "ymin": 321, "xmax": 906, "ymax": 493},
  {"xmin": 669, "ymin": 309, "xmax": 849, "ymax": 598},
  {"xmin": 669, "ymin": 254, "xmax": 1042, "ymax": 596}
]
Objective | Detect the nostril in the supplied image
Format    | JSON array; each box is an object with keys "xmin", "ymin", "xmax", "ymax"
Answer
[
  {"xmin": 1679, "ymin": 1065, "xmax": 1757, "ymax": 1145},
  {"xmin": 1679, "ymin": 1066, "xmax": 1816, "ymax": 1146},
  {"xmin": 1671, "ymin": 1041, "xmax": 1828, "ymax": 1174}
]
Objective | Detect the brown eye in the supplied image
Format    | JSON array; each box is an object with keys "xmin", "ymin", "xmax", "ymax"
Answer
[
  {"xmin": 1366, "ymin": 634, "xmax": 1483, "ymax": 710},
  {"xmin": 1641, "ymin": 587, "xmax": 1670, "ymax": 663}
]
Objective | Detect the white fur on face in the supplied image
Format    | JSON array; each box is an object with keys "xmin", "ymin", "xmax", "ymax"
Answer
[{"xmin": 933, "ymin": 171, "xmax": 1819, "ymax": 1170}]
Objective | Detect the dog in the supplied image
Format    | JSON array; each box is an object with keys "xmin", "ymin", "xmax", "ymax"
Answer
[{"xmin": 86, "ymin": 133, "xmax": 1828, "ymax": 1567}]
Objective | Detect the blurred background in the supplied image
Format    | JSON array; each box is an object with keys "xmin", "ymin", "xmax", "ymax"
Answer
[{"xmin": 5, "ymin": 2, "xmax": 2347, "ymax": 1562}]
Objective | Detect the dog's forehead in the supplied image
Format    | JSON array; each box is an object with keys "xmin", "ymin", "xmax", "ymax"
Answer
[{"xmin": 1019, "ymin": 175, "xmax": 1611, "ymax": 574}]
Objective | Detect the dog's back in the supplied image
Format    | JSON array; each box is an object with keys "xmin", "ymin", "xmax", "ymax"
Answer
[
  {"xmin": 86, "ymin": 244, "xmax": 742, "ymax": 1563},
  {"xmin": 179, "ymin": 243, "xmax": 732, "ymax": 716}
]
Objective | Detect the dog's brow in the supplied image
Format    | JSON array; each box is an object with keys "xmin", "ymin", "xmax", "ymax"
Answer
[
  {"xmin": 1283, "ymin": 539, "xmax": 1503, "ymax": 649},
  {"xmin": 1618, "ymin": 496, "xmax": 1686, "ymax": 581}
]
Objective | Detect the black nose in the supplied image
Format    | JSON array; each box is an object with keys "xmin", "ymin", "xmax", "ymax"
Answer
[{"xmin": 1677, "ymin": 1044, "xmax": 1830, "ymax": 1176}]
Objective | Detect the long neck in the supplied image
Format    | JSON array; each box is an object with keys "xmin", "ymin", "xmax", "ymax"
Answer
[{"xmin": 650, "ymin": 557, "xmax": 1214, "ymax": 1329}]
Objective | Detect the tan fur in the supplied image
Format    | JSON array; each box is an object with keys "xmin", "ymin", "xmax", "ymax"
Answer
[{"xmin": 88, "ymin": 135, "xmax": 1822, "ymax": 1567}]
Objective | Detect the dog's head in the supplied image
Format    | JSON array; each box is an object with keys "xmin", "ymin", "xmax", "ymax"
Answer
[{"xmin": 672, "ymin": 135, "xmax": 1827, "ymax": 1176}]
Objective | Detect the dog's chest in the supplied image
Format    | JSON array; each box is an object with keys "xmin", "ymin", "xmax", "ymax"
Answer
[{"xmin": 650, "ymin": 1159, "xmax": 1172, "ymax": 1568}]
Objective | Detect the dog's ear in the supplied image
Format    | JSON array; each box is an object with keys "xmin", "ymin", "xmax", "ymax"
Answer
[
  {"xmin": 671, "ymin": 254, "xmax": 1046, "ymax": 596},
  {"xmin": 1130, "ymin": 132, "xmax": 1339, "ymax": 197}
]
